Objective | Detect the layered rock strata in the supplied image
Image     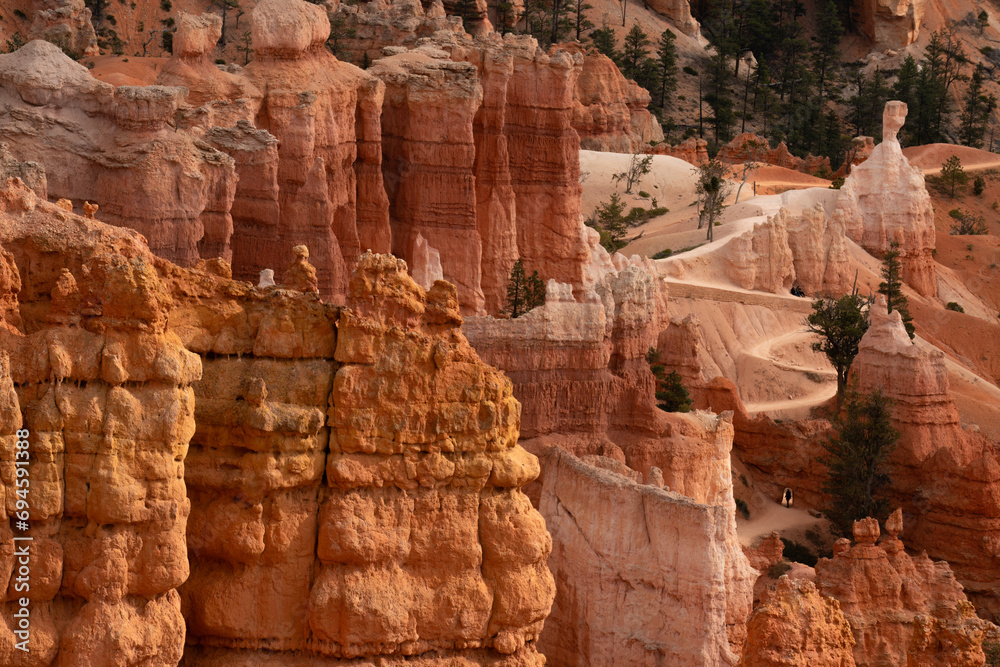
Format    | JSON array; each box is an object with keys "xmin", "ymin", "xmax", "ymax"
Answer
[
  {"xmin": 0, "ymin": 177, "xmax": 556, "ymax": 665},
  {"xmin": 239, "ymin": 0, "xmax": 392, "ymax": 301},
  {"xmin": 371, "ymin": 49, "xmax": 487, "ymax": 314},
  {"xmin": 853, "ymin": 297, "xmax": 1000, "ymax": 621},
  {"xmin": 539, "ymin": 443, "xmax": 751, "ymax": 666},
  {"xmin": 814, "ymin": 517, "xmax": 993, "ymax": 667},
  {"xmin": 571, "ymin": 49, "xmax": 665, "ymax": 153},
  {"xmin": 466, "ymin": 246, "xmax": 755, "ymax": 663},
  {"xmin": 835, "ymin": 101, "xmax": 936, "ymax": 297},
  {"xmin": 0, "ymin": 178, "xmax": 194, "ymax": 665},
  {"xmin": 0, "ymin": 40, "xmax": 237, "ymax": 267}
]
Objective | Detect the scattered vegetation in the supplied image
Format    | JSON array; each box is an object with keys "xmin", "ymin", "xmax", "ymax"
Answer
[
  {"xmin": 950, "ymin": 209, "xmax": 989, "ymax": 235},
  {"xmin": 985, "ymin": 641, "xmax": 1000, "ymax": 667},
  {"xmin": 735, "ymin": 498, "xmax": 750, "ymax": 519},
  {"xmin": 780, "ymin": 538, "xmax": 818, "ymax": 567},
  {"xmin": 974, "ymin": 175, "xmax": 986, "ymax": 196},
  {"xmin": 946, "ymin": 302, "xmax": 965, "ymax": 313},
  {"xmin": 806, "ymin": 286, "xmax": 871, "ymax": 404},
  {"xmin": 820, "ymin": 387, "xmax": 899, "ymax": 536},
  {"xmin": 652, "ymin": 248, "xmax": 673, "ymax": 260},
  {"xmin": 612, "ymin": 152, "xmax": 653, "ymax": 194},
  {"xmin": 504, "ymin": 259, "xmax": 546, "ymax": 319},
  {"xmin": 647, "ymin": 347, "xmax": 692, "ymax": 413},
  {"xmin": 879, "ymin": 241, "xmax": 915, "ymax": 339},
  {"xmin": 696, "ymin": 158, "xmax": 730, "ymax": 243},
  {"xmin": 4, "ymin": 32, "xmax": 24, "ymax": 54},
  {"xmin": 941, "ymin": 155, "xmax": 969, "ymax": 198}
]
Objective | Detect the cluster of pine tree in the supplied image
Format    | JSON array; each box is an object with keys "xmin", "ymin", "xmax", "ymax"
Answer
[{"xmin": 506, "ymin": 0, "xmax": 999, "ymax": 164}]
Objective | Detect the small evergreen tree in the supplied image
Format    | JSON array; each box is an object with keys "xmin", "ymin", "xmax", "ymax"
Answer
[
  {"xmin": 505, "ymin": 259, "xmax": 546, "ymax": 318},
  {"xmin": 807, "ymin": 288, "xmax": 871, "ymax": 404},
  {"xmin": 654, "ymin": 29, "xmax": 678, "ymax": 109},
  {"xmin": 979, "ymin": 9, "xmax": 989, "ymax": 34},
  {"xmin": 589, "ymin": 23, "xmax": 618, "ymax": 62},
  {"xmin": 647, "ymin": 348, "xmax": 692, "ymax": 412},
  {"xmin": 940, "ymin": 155, "xmax": 968, "ymax": 197},
  {"xmin": 620, "ymin": 23, "xmax": 650, "ymax": 81},
  {"xmin": 589, "ymin": 193, "xmax": 630, "ymax": 252},
  {"xmin": 572, "ymin": 0, "xmax": 594, "ymax": 40},
  {"xmin": 878, "ymin": 240, "xmax": 915, "ymax": 340},
  {"xmin": 820, "ymin": 386, "xmax": 899, "ymax": 536}
]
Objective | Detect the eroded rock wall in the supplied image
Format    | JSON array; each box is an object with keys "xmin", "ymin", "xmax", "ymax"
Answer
[
  {"xmin": 0, "ymin": 179, "xmax": 195, "ymax": 665},
  {"xmin": 372, "ymin": 50, "xmax": 487, "ymax": 314},
  {"xmin": 0, "ymin": 40, "xmax": 238, "ymax": 267},
  {"xmin": 0, "ymin": 175, "xmax": 555, "ymax": 665},
  {"xmin": 539, "ymin": 444, "xmax": 748, "ymax": 667}
]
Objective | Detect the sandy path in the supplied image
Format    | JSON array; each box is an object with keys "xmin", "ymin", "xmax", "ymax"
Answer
[{"xmin": 737, "ymin": 502, "xmax": 823, "ymax": 547}]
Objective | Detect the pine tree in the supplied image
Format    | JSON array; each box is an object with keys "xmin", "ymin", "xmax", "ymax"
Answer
[
  {"xmin": 589, "ymin": 24, "xmax": 618, "ymax": 62},
  {"xmin": 940, "ymin": 154, "xmax": 968, "ymax": 197},
  {"xmin": 505, "ymin": 259, "xmax": 546, "ymax": 318},
  {"xmin": 806, "ymin": 289, "xmax": 871, "ymax": 404},
  {"xmin": 647, "ymin": 348, "xmax": 692, "ymax": 412},
  {"xmin": 820, "ymin": 387, "xmax": 899, "ymax": 536},
  {"xmin": 572, "ymin": 0, "xmax": 593, "ymax": 39},
  {"xmin": 959, "ymin": 64, "xmax": 997, "ymax": 149},
  {"xmin": 705, "ymin": 52, "xmax": 736, "ymax": 143},
  {"xmin": 812, "ymin": 0, "xmax": 844, "ymax": 105},
  {"xmin": 654, "ymin": 29, "xmax": 678, "ymax": 109},
  {"xmin": 620, "ymin": 23, "xmax": 650, "ymax": 80},
  {"xmin": 589, "ymin": 193, "xmax": 630, "ymax": 252},
  {"xmin": 878, "ymin": 240, "xmax": 915, "ymax": 340}
]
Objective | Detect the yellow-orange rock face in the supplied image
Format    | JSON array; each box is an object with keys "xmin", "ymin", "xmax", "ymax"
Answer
[
  {"xmin": 0, "ymin": 179, "xmax": 195, "ymax": 666},
  {"xmin": 814, "ymin": 519, "xmax": 993, "ymax": 667},
  {"xmin": 742, "ymin": 576, "xmax": 857, "ymax": 667},
  {"xmin": 0, "ymin": 177, "xmax": 554, "ymax": 666}
]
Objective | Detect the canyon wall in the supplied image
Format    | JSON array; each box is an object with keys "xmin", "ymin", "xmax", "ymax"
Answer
[
  {"xmin": 0, "ymin": 176, "xmax": 555, "ymax": 665},
  {"xmin": 852, "ymin": 297, "xmax": 1000, "ymax": 621},
  {"xmin": 465, "ymin": 245, "xmax": 755, "ymax": 664},
  {"xmin": 0, "ymin": 40, "xmax": 237, "ymax": 267}
]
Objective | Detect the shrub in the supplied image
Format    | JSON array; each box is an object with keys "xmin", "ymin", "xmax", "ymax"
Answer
[
  {"xmin": 767, "ymin": 561, "xmax": 792, "ymax": 578},
  {"xmin": 829, "ymin": 177, "xmax": 845, "ymax": 189},
  {"xmin": 652, "ymin": 248, "xmax": 673, "ymax": 260},
  {"xmin": 647, "ymin": 348, "xmax": 692, "ymax": 413},
  {"xmin": 160, "ymin": 0, "xmax": 172, "ymax": 9},
  {"xmin": 950, "ymin": 209, "xmax": 989, "ymax": 235},
  {"xmin": 780, "ymin": 538, "xmax": 818, "ymax": 567},
  {"xmin": 975, "ymin": 175, "xmax": 986, "ymax": 195},
  {"xmin": 946, "ymin": 301, "xmax": 965, "ymax": 313},
  {"xmin": 638, "ymin": 190, "xmax": 650, "ymax": 198},
  {"xmin": 13, "ymin": 9, "xmax": 26, "ymax": 19},
  {"xmin": 683, "ymin": 65, "xmax": 697, "ymax": 76},
  {"xmin": 735, "ymin": 498, "xmax": 750, "ymax": 520}
]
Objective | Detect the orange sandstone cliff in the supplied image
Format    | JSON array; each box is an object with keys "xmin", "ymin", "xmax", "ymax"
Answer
[{"xmin": 0, "ymin": 176, "xmax": 555, "ymax": 664}]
